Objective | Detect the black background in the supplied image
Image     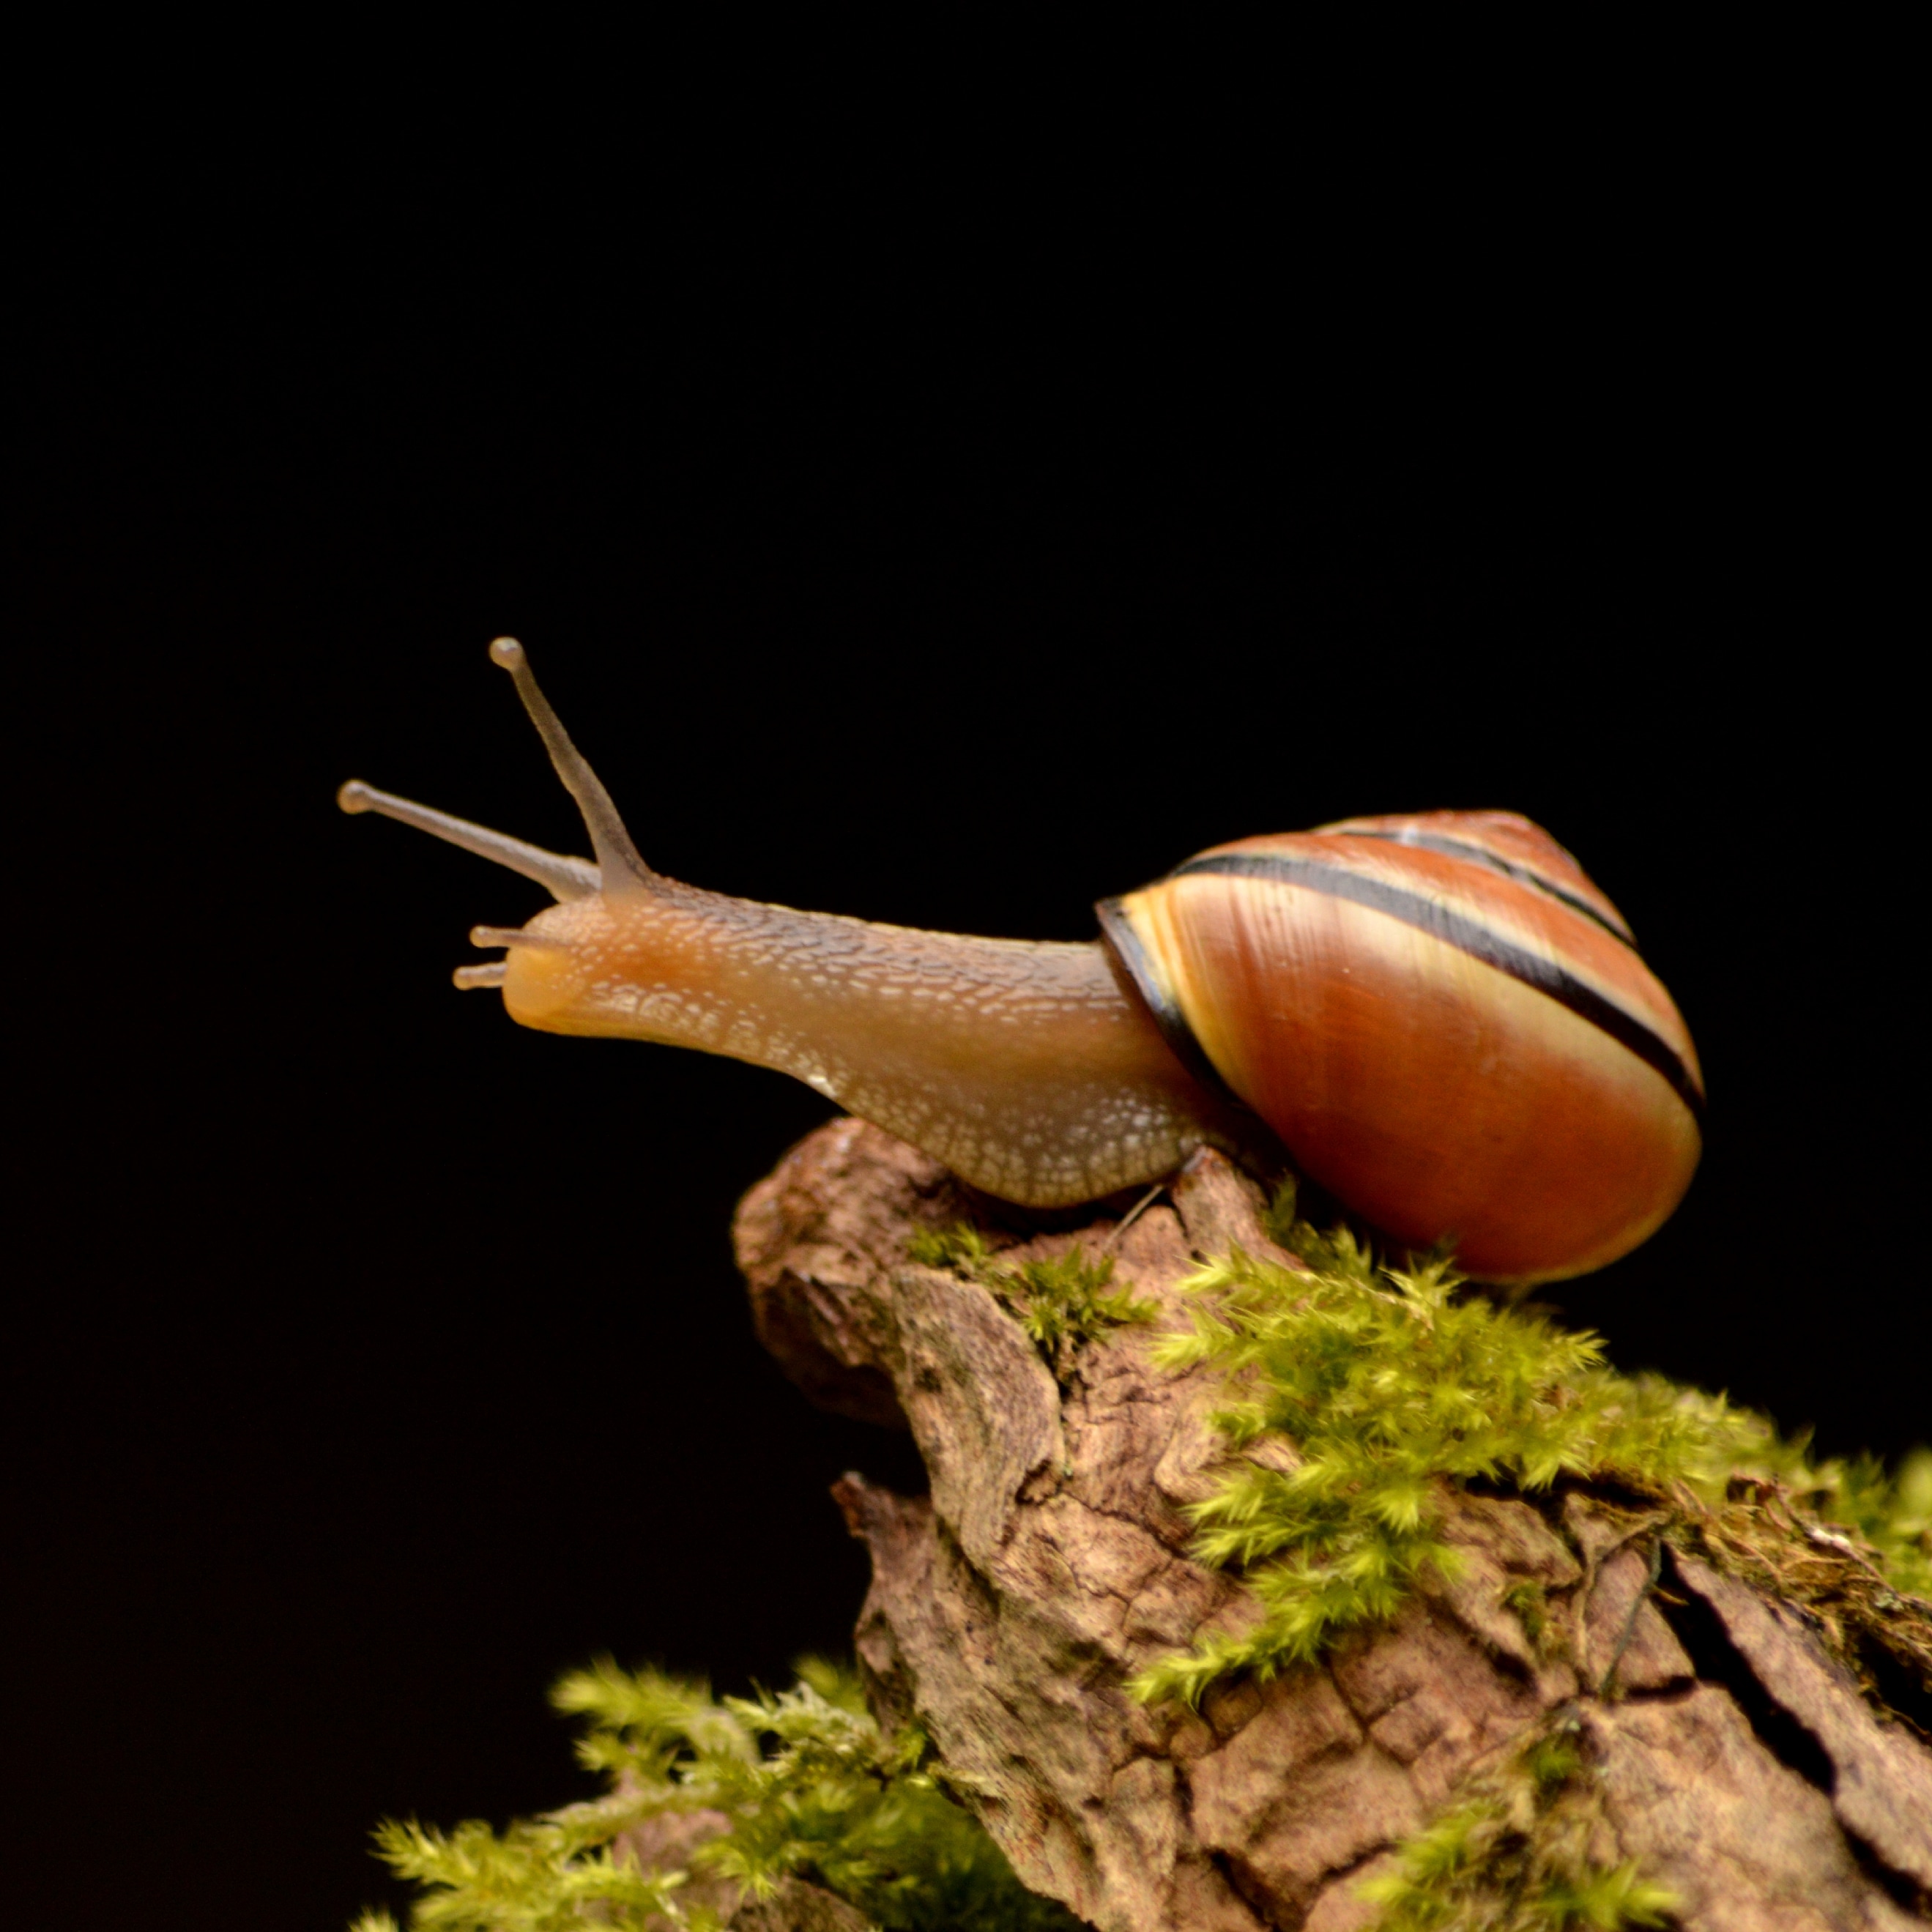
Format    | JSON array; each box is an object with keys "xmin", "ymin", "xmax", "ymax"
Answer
[{"xmin": 7, "ymin": 122, "xmax": 1917, "ymax": 1931}]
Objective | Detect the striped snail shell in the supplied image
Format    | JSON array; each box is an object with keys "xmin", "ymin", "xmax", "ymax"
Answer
[{"xmin": 1097, "ymin": 810, "xmax": 1703, "ymax": 1284}]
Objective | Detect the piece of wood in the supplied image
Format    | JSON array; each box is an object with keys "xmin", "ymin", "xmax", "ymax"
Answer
[{"xmin": 734, "ymin": 1120, "xmax": 1932, "ymax": 1931}]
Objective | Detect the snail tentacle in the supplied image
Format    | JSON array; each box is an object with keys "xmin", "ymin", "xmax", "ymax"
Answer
[
  {"xmin": 469, "ymin": 925, "xmax": 576, "ymax": 954},
  {"xmin": 335, "ymin": 780, "xmax": 599, "ymax": 902},
  {"xmin": 488, "ymin": 639, "xmax": 653, "ymax": 896}
]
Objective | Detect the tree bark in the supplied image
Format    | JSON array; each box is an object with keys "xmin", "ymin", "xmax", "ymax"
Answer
[{"xmin": 733, "ymin": 1118, "xmax": 1932, "ymax": 1932}]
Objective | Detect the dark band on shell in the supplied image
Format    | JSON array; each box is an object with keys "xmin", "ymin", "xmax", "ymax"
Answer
[
  {"xmin": 1164, "ymin": 850, "xmax": 1703, "ymax": 1120},
  {"xmin": 1323, "ymin": 826, "xmax": 1638, "ymax": 946},
  {"xmin": 1096, "ymin": 895, "xmax": 1251, "ymax": 1115}
]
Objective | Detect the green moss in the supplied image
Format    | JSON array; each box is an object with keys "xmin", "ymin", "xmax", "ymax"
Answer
[
  {"xmin": 1360, "ymin": 1718, "xmax": 1679, "ymax": 1930},
  {"xmin": 1130, "ymin": 1215, "xmax": 1931, "ymax": 1709},
  {"xmin": 355, "ymin": 1658, "xmax": 1082, "ymax": 1931},
  {"xmin": 905, "ymin": 1225, "xmax": 996, "ymax": 1272},
  {"xmin": 910, "ymin": 1224, "xmax": 1156, "ymax": 1378},
  {"xmin": 1502, "ymin": 1580, "xmax": 1554, "ymax": 1657},
  {"xmin": 1801, "ymin": 1446, "xmax": 1932, "ymax": 1600}
]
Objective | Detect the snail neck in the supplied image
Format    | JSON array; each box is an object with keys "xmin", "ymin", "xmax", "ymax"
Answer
[{"xmin": 505, "ymin": 881, "xmax": 1227, "ymax": 1207}]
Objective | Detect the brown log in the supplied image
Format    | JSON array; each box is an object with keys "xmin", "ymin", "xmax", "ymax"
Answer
[{"xmin": 733, "ymin": 1119, "xmax": 1932, "ymax": 1931}]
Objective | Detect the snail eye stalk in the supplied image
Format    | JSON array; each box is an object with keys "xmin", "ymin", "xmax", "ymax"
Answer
[
  {"xmin": 487, "ymin": 638, "xmax": 654, "ymax": 898},
  {"xmin": 335, "ymin": 780, "xmax": 599, "ymax": 903}
]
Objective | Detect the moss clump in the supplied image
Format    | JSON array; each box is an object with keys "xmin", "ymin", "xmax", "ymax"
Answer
[
  {"xmin": 1669, "ymin": 1446, "xmax": 1932, "ymax": 1707},
  {"xmin": 1359, "ymin": 1717, "xmax": 1679, "ymax": 1931},
  {"xmin": 909, "ymin": 1224, "xmax": 1156, "ymax": 1378},
  {"xmin": 904, "ymin": 1223, "xmax": 996, "ymax": 1273},
  {"xmin": 904, "ymin": 1223, "xmax": 997, "ymax": 1274},
  {"xmin": 1130, "ymin": 1209, "xmax": 1932, "ymax": 1709},
  {"xmin": 1748, "ymin": 1444, "xmax": 1932, "ymax": 1602},
  {"xmin": 351, "ymin": 1659, "xmax": 1082, "ymax": 1932}
]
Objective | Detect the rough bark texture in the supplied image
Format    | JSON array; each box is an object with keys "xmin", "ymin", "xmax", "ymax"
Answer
[{"xmin": 733, "ymin": 1119, "xmax": 1932, "ymax": 1932}]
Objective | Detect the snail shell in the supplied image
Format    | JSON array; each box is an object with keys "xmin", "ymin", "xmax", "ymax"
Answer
[{"xmin": 1098, "ymin": 811, "xmax": 1703, "ymax": 1284}]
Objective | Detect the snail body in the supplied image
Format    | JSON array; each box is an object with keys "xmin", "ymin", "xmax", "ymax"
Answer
[{"xmin": 341, "ymin": 643, "xmax": 1702, "ymax": 1285}]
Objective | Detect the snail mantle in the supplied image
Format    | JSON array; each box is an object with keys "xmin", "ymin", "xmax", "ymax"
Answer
[{"xmin": 732, "ymin": 1118, "xmax": 1932, "ymax": 1932}]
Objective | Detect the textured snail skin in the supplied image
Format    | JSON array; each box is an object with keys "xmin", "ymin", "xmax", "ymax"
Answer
[
  {"xmin": 502, "ymin": 877, "xmax": 1247, "ymax": 1210},
  {"xmin": 344, "ymin": 650, "xmax": 1702, "ymax": 1284},
  {"xmin": 1099, "ymin": 811, "xmax": 1703, "ymax": 1285}
]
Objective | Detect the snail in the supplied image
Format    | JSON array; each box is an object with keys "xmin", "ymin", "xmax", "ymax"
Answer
[{"xmin": 340, "ymin": 640, "xmax": 1702, "ymax": 1285}]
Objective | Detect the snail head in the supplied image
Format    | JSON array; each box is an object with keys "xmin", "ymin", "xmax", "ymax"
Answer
[{"xmin": 335, "ymin": 638, "xmax": 655, "ymax": 1033}]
